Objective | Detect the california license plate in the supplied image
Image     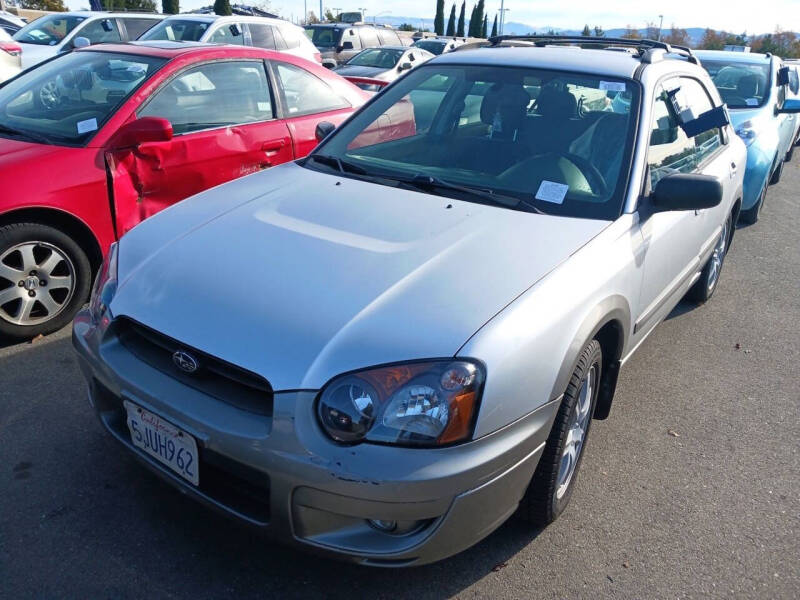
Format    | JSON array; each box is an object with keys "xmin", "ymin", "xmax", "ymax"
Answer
[{"xmin": 123, "ymin": 400, "xmax": 199, "ymax": 486}]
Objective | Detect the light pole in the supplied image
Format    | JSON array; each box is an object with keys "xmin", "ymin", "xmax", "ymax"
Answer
[
  {"xmin": 658, "ymin": 14, "xmax": 664, "ymax": 40},
  {"xmin": 499, "ymin": 7, "xmax": 510, "ymax": 35},
  {"xmin": 372, "ymin": 10, "xmax": 391, "ymax": 24},
  {"xmin": 359, "ymin": 7, "xmax": 368, "ymax": 22}
]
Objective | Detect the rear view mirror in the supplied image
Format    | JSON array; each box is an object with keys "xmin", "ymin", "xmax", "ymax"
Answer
[
  {"xmin": 101, "ymin": 19, "xmax": 114, "ymax": 33},
  {"xmin": 230, "ymin": 24, "xmax": 242, "ymax": 36},
  {"xmin": 651, "ymin": 173, "xmax": 723, "ymax": 212},
  {"xmin": 315, "ymin": 121, "xmax": 336, "ymax": 142},
  {"xmin": 778, "ymin": 98, "xmax": 800, "ymax": 114},
  {"xmin": 73, "ymin": 36, "xmax": 91, "ymax": 49},
  {"xmin": 108, "ymin": 117, "xmax": 173, "ymax": 150}
]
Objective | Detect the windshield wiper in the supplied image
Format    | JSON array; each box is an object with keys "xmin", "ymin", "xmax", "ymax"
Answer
[
  {"xmin": 397, "ymin": 174, "xmax": 547, "ymax": 215},
  {"xmin": 0, "ymin": 123, "xmax": 52, "ymax": 145},
  {"xmin": 306, "ymin": 153, "xmax": 370, "ymax": 176}
]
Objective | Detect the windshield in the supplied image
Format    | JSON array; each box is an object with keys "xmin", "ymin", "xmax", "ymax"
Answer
[
  {"xmin": 306, "ymin": 65, "xmax": 639, "ymax": 220},
  {"xmin": 414, "ymin": 40, "xmax": 446, "ymax": 55},
  {"xmin": 702, "ymin": 60, "xmax": 771, "ymax": 109},
  {"xmin": 13, "ymin": 14, "xmax": 87, "ymax": 46},
  {"xmin": 347, "ymin": 48, "xmax": 404, "ymax": 68},
  {"xmin": 139, "ymin": 19, "xmax": 211, "ymax": 42},
  {"xmin": 0, "ymin": 51, "xmax": 166, "ymax": 145},
  {"xmin": 305, "ymin": 26, "xmax": 342, "ymax": 48}
]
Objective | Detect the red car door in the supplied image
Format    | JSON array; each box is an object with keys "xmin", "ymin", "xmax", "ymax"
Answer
[
  {"xmin": 105, "ymin": 59, "xmax": 293, "ymax": 236},
  {"xmin": 269, "ymin": 59, "xmax": 361, "ymax": 158}
]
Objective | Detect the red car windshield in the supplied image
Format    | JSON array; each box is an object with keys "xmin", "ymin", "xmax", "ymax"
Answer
[{"xmin": 0, "ymin": 51, "xmax": 166, "ymax": 145}]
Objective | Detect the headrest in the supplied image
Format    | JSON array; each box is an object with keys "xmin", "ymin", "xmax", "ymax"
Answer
[
  {"xmin": 480, "ymin": 83, "xmax": 532, "ymax": 126},
  {"xmin": 737, "ymin": 75, "xmax": 759, "ymax": 98},
  {"xmin": 535, "ymin": 87, "xmax": 578, "ymax": 119}
]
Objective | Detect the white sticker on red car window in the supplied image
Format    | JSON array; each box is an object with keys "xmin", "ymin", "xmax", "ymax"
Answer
[
  {"xmin": 76, "ymin": 118, "xmax": 98, "ymax": 134},
  {"xmin": 535, "ymin": 180, "xmax": 569, "ymax": 204},
  {"xmin": 600, "ymin": 81, "xmax": 626, "ymax": 92}
]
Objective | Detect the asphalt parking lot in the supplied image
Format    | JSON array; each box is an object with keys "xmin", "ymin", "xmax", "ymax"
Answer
[{"xmin": 1, "ymin": 165, "xmax": 798, "ymax": 599}]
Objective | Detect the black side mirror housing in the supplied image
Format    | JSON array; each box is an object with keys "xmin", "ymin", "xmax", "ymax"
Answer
[
  {"xmin": 340, "ymin": 41, "xmax": 354, "ymax": 51},
  {"xmin": 398, "ymin": 62, "xmax": 412, "ymax": 71},
  {"xmin": 315, "ymin": 121, "xmax": 336, "ymax": 142},
  {"xmin": 651, "ymin": 173, "xmax": 723, "ymax": 212},
  {"xmin": 777, "ymin": 65, "xmax": 791, "ymax": 87}
]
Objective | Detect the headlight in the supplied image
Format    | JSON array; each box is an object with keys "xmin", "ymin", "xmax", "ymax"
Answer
[
  {"xmin": 88, "ymin": 242, "xmax": 118, "ymax": 323},
  {"xmin": 317, "ymin": 360, "xmax": 485, "ymax": 447},
  {"xmin": 735, "ymin": 120, "xmax": 757, "ymax": 147}
]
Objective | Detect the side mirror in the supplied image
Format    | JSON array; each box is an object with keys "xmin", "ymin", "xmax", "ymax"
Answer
[
  {"xmin": 315, "ymin": 120, "xmax": 336, "ymax": 142},
  {"xmin": 73, "ymin": 36, "xmax": 91, "ymax": 49},
  {"xmin": 777, "ymin": 66, "xmax": 791, "ymax": 87},
  {"xmin": 778, "ymin": 98, "xmax": 800, "ymax": 114},
  {"xmin": 651, "ymin": 173, "xmax": 723, "ymax": 212},
  {"xmin": 398, "ymin": 62, "xmax": 412, "ymax": 71},
  {"xmin": 340, "ymin": 41, "xmax": 354, "ymax": 51},
  {"xmin": 108, "ymin": 117, "xmax": 173, "ymax": 150}
]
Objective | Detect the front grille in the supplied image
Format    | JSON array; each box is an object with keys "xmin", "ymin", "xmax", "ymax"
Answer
[
  {"xmin": 115, "ymin": 317, "xmax": 273, "ymax": 416},
  {"xmin": 94, "ymin": 379, "xmax": 271, "ymax": 525}
]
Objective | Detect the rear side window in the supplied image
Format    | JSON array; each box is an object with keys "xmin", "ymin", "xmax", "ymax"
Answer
[
  {"xmin": 273, "ymin": 61, "xmax": 348, "ymax": 116},
  {"xmin": 139, "ymin": 61, "xmax": 273, "ymax": 134},
  {"xmin": 208, "ymin": 23, "xmax": 245, "ymax": 45},
  {"xmin": 121, "ymin": 18, "xmax": 159, "ymax": 40},
  {"xmin": 77, "ymin": 18, "xmax": 122, "ymax": 45},
  {"xmin": 358, "ymin": 27, "xmax": 379, "ymax": 48},
  {"xmin": 279, "ymin": 25, "xmax": 305, "ymax": 49},
  {"xmin": 249, "ymin": 23, "xmax": 276, "ymax": 50},
  {"xmin": 377, "ymin": 30, "xmax": 400, "ymax": 45}
]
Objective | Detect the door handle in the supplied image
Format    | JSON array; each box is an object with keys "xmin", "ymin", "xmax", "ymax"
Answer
[
  {"xmin": 729, "ymin": 161, "xmax": 737, "ymax": 178},
  {"xmin": 261, "ymin": 140, "xmax": 286, "ymax": 157}
]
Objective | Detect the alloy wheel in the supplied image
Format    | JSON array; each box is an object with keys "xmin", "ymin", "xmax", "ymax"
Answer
[
  {"xmin": 555, "ymin": 365, "xmax": 596, "ymax": 500},
  {"xmin": 706, "ymin": 218, "xmax": 729, "ymax": 293}
]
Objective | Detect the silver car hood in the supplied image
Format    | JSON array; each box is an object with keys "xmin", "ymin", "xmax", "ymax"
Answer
[
  {"xmin": 113, "ymin": 162, "xmax": 608, "ymax": 390},
  {"xmin": 333, "ymin": 65, "xmax": 388, "ymax": 78}
]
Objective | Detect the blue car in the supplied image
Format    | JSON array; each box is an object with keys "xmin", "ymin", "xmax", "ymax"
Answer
[{"xmin": 696, "ymin": 50, "xmax": 800, "ymax": 223}]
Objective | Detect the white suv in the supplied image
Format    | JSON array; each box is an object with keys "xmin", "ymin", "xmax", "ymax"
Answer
[
  {"xmin": 139, "ymin": 15, "xmax": 320, "ymax": 64},
  {"xmin": 13, "ymin": 12, "xmax": 164, "ymax": 69}
]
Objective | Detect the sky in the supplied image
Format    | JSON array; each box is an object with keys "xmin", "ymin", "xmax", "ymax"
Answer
[{"xmin": 63, "ymin": 0, "xmax": 800, "ymax": 34}]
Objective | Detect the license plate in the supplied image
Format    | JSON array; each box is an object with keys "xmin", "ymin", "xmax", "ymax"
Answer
[{"xmin": 123, "ymin": 400, "xmax": 199, "ymax": 486}]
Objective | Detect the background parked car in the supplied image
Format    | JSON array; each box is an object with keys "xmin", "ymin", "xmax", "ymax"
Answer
[
  {"xmin": 0, "ymin": 10, "xmax": 26, "ymax": 36},
  {"xmin": 334, "ymin": 46, "xmax": 434, "ymax": 87},
  {"xmin": 139, "ymin": 15, "xmax": 320, "ymax": 64},
  {"xmin": 304, "ymin": 23, "xmax": 404, "ymax": 68},
  {"xmin": 412, "ymin": 37, "xmax": 465, "ymax": 55},
  {"xmin": 0, "ymin": 42, "xmax": 368, "ymax": 339},
  {"xmin": 0, "ymin": 28, "xmax": 21, "ymax": 83},
  {"xmin": 697, "ymin": 50, "xmax": 799, "ymax": 223},
  {"xmin": 13, "ymin": 12, "xmax": 164, "ymax": 69}
]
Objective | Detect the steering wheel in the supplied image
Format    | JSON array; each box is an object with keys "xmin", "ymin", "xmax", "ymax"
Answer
[
  {"xmin": 540, "ymin": 152, "xmax": 609, "ymax": 197},
  {"xmin": 39, "ymin": 79, "xmax": 62, "ymax": 110}
]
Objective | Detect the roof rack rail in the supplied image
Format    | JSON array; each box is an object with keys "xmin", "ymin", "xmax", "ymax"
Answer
[{"xmin": 486, "ymin": 35, "xmax": 699, "ymax": 65}]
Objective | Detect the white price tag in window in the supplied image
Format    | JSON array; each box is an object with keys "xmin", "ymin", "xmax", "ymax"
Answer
[
  {"xmin": 535, "ymin": 180, "xmax": 569, "ymax": 204},
  {"xmin": 600, "ymin": 81, "xmax": 627, "ymax": 92},
  {"xmin": 76, "ymin": 118, "xmax": 98, "ymax": 134}
]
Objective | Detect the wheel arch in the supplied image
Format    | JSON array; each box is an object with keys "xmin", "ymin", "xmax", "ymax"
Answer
[{"xmin": 0, "ymin": 207, "xmax": 103, "ymax": 275}]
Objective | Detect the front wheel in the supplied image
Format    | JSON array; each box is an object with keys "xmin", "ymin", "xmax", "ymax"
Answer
[
  {"xmin": 739, "ymin": 184, "xmax": 767, "ymax": 225},
  {"xmin": 517, "ymin": 339, "xmax": 602, "ymax": 526},
  {"xmin": 770, "ymin": 158, "xmax": 784, "ymax": 185},
  {"xmin": 0, "ymin": 223, "xmax": 92, "ymax": 340},
  {"xmin": 687, "ymin": 213, "xmax": 731, "ymax": 304}
]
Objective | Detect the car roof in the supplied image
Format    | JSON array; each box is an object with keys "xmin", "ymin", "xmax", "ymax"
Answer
[
  {"xmin": 158, "ymin": 14, "xmax": 290, "ymax": 26},
  {"xmin": 52, "ymin": 11, "xmax": 163, "ymax": 19},
  {"xmin": 77, "ymin": 40, "xmax": 277, "ymax": 59},
  {"xmin": 694, "ymin": 49, "xmax": 772, "ymax": 64},
  {"xmin": 434, "ymin": 46, "xmax": 641, "ymax": 79}
]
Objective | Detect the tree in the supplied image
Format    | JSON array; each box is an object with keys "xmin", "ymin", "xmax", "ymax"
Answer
[
  {"xmin": 446, "ymin": 4, "xmax": 456, "ymax": 37},
  {"xmin": 471, "ymin": 0, "xmax": 484, "ymax": 37},
  {"xmin": 581, "ymin": 24, "xmax": 591, "ymax": 37},
  {"xmin": 490, "ymin": 14, "xmax": 497, "ymax": 37},
  {"xmin": 699, "ymin": 28, "xmax": 725, "ymax": 50},
  {"xmin": 305, "ymin": 10, "xmax": 320, "ymax": 24},
  {"xmin": 468, "ymin": 4, "xmax": 477, "ymax": 37},
  {"xmin": 19, "ymin": 0, "xmax": 66, "ymax": 9},
  {"xmin": 324, "ymin": 9, "xmax": 339, "ymax": 22},
  {"xmin": 398, "ymin": 23, "xmax": 416, "ymax": 31},
  {"xmin": 621, "ymin": 25, "xmax": 642, "ymax": 39},
  {"xmin": 214, "ymin": 0, "xmax": 231, "ymax": 16},
  {"xmin": 481, "ymin": 14, "xmax": 487, "ymax": 38},
  {"xmin": 434, "ymin": 0, "xmax": 445, "ymax": 36},
  {"xmin": 593, "ymin": 25, "xmax": 605, "ymax": 37},
  {"xmin": 645, "ymin": 21, "xmax": 660, "ymax": 40},
  {"xmin": 103, "ymin": 0, "xmax": 156, "ymax": 9},
  {"xmin": 456, "ymin": 1, "xmax": 465, "ymax": 37},
  {"xmin": 752, "ymin": 28, "xmax": 799, "ymax": 57},
  {"xmin": 663, "ymin": 24, "xmax": 690, "ymax": 46},
  {"xmin": 162, "ymin": 0, "xmax": 179, "ymax": 14}
]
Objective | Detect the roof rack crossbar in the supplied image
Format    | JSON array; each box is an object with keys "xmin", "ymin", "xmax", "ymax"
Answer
[{"xmin": 486, "ymin": 35, "xmax": 699, "ymax": 64}]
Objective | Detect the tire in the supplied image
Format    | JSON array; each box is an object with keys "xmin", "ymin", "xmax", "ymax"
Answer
[
  {"xmin": 786, "ymin": 145, "xmax": 795, "ymax": 162},
  {"xmin": 769, "ymin": 158, "xmax": 784, "ymax": 185},
  {"xmin": 687, "ymin": 213, "xmax": 731, "ymax": 304},
  {"xmin": 517, "ymin": 339, "xmax": 602, "ymax": 527},
  {"xmin": 739, "ymin": 183, "xmax": 767, "ymax": 225},
  {"xmin": 0, "ymin": 223, "xmax": 91, "ymax": 340}
]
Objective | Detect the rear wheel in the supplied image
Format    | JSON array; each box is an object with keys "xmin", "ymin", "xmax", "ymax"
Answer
[
  {"xmin": 687, "ymin": 213, "xmax": 731, "ymax": 304},
  {"xmin": 770, "ymin": 158, "xmax": 784, "ymax": 185},
  {"xmin": 0, "ymin": 223, "xmax": 91, "ymax": 340},
  {"xmin": 517, "ymin": 339, "xmax": 602, "ymax": 526}
]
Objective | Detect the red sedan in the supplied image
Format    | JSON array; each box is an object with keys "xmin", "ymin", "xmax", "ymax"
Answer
[{"xmin": 0, "ymin": 42, "xmax": 368, "ymax": 339}]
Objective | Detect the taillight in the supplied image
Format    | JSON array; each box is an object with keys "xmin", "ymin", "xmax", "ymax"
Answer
[
  {"xmin": 314, "ymin": 52, "xmax": 322, "ymax": 64},
  {"xmin": 0, "ymin": 42, "xmax": 21, "ymax": 57}
]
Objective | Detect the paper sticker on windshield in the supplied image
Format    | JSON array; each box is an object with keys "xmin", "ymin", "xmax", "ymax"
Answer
[
  {"xmin": 535, "ymin": 181, "xmax": 569, "ymax": 204},
  {"xmin": 76, "ymin": 118, "xmax": 98, "ymax": 134},
  {"xmin": 746, "ymin": 98, "xmax": 759, "ymax": 106},
  {"xmin": 600, "ymin": 81, "xmax": 627, "ymax": 92},
  {"xmin": 257, "ymin": 102, "xmax": 271, "ymax": 112}
]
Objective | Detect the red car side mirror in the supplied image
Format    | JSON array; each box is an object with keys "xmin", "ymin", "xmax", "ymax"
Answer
[{"xmin": 108, "ymin": 117, "xmax": 173, "ymax": 150}]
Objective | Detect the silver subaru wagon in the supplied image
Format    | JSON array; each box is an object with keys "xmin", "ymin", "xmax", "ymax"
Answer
[{"xmin": 73, "ymin": 36, "xmax": 746, "ymax": 566}]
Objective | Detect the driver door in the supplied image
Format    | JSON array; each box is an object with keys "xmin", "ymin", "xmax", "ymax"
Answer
[{"xmin": 105, "ymin": 60, "xmax": 292, "ymax": 236}]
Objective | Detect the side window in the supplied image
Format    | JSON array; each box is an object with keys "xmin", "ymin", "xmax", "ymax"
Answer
[
  {"xmin": 208, "ymin": 23, "xmax": 246, "ymax": 45},
  {"xmin": 278, "ymin": 25, "xmax": 304, "ymax": 49},
  {"xmin": 249, "ymin": 23, "xmax": 276, "ymax": 50},
  {"xmin": 139, "ymin": 61, "xmax": 273, "ymax": 134},
  {"xmin": 359, "ymin": 27, "xmax": 379, "ymax": 48},
  {"xmin": 76, "ymin": 19, "xmax": 122, "ymax": 45},
  {"xmin": 121, "ymin": 18, "xmax": 159, "ymax": 40},
  {"xmin": 678, "ymin": 77, "xmax": 723, "ymax": 163},
  {"xmin": 648, "ymin": 83, "xmax": 697, "ymax": 187},
  {"xmin": 377, "ymin": 30, "xmax": 400, "ymax": 45},
  {"xmin": 273, "ymin": 61, "xmax": 349, "ymax": 116}
]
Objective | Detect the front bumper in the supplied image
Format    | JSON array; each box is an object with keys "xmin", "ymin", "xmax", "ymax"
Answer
[{"xmin": 72, "ymin": 312, "xmax": 558, "ymax": 566}]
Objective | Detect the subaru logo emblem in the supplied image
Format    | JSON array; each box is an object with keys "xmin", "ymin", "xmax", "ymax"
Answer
[{"xmin": 172, "ymin": 350, "xmax": 199, "ymax": 374}]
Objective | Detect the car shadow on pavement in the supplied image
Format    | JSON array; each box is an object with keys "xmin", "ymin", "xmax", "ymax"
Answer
[{"xmin": 1, "ymin": 334, "xmax": 544, "ymax": 599}]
